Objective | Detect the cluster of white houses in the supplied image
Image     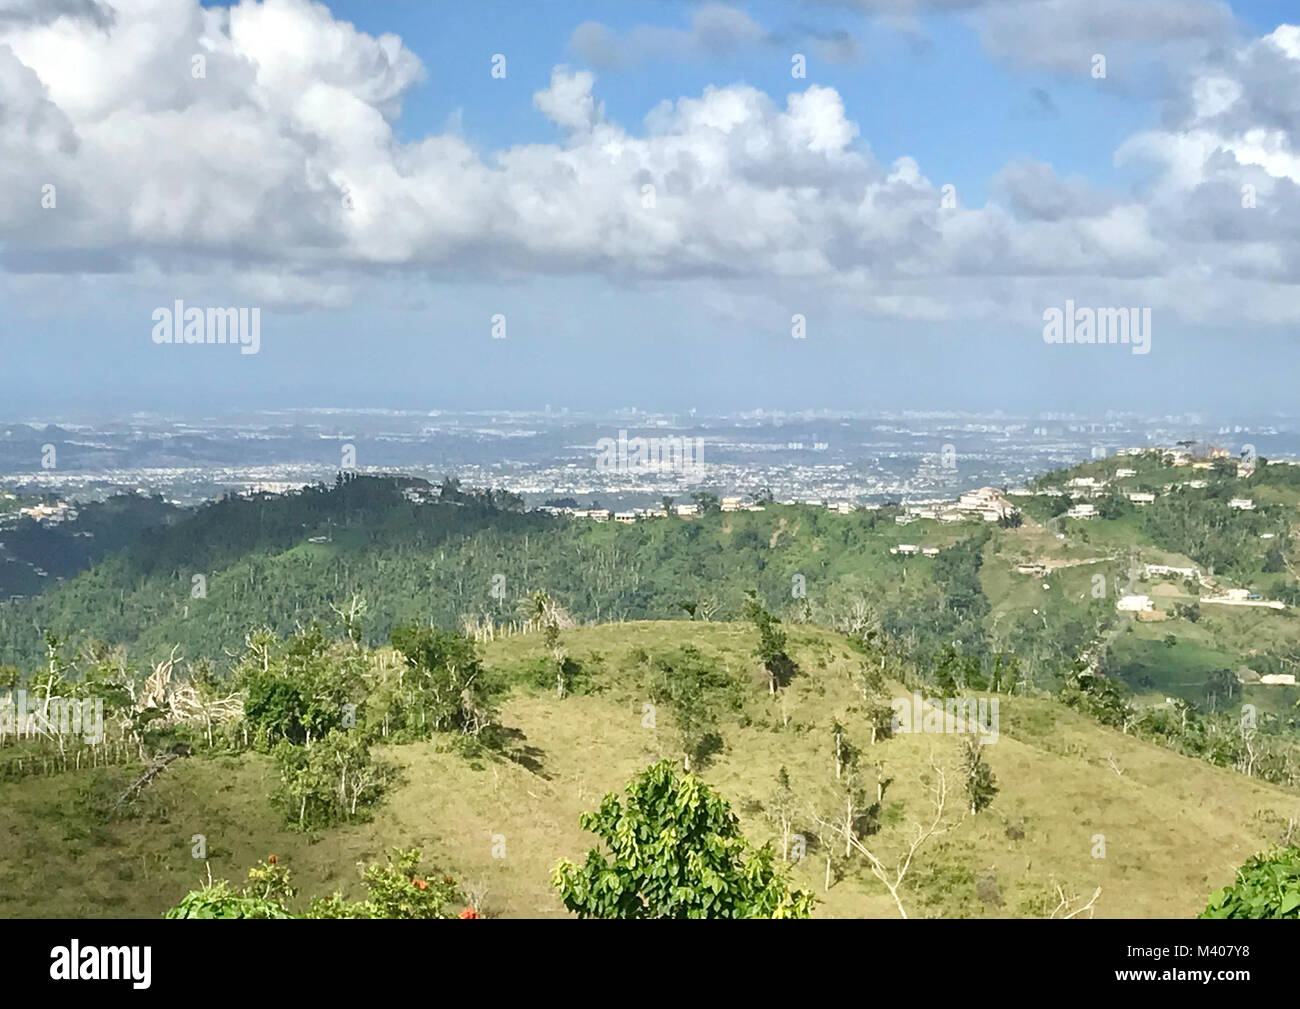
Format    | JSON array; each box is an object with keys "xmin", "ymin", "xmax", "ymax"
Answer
[
  {"xmin": 897, "ymin": 486, "xmax": 1019, "ymax": 526},
  {"xmin": 1001, "ymin": 449, "xmax": 1269, "ymax": 519},
  {"xmin": 537, "ymin": 495, "xmax": 878, "ymax": 524}
]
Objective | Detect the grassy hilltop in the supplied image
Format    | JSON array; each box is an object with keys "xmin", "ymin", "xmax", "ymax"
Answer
[{"xmin": 1, "ymin": 620, "xmax": 1294, "ymax": 919}]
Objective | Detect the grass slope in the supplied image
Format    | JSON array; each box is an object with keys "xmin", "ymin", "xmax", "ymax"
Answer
[{"xmin": 1, "ymin": 621, "xmax": 1293, "ymax": 918}]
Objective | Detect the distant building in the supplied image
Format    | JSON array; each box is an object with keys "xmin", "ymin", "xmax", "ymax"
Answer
[
  {"xmin": 890, "ymin": 544, "xmax": 920, "ymax": 556},
  {"xmin": 921, "ymin": 546, "xmax": 940, "ymax": 557},
  {"xmin": 614, "ymin": 511, "xmax": 636, "ymax": 524},
  {"xmin": 1065, "ymin": 503, "xmax": 1097, "ymax": 519},
  {"xmin": 1144, "ymin": 563, "xmax": 1199, "ymax": 580},
  {"xmin": 1117, "ymin": 594, "xmax": 1154, "ymax": 612},
  {"xmin": 1126, "ymin": 492, "xmax": 1155, "ymax": 505},
  {"xmin": 18, "ymin": 502, "xmax": 76, "ymax": 524},
  {"xmin": 673, "ymin": 504, "xmax": 698, "ymax": 518},
  {"xmin": 1115, "ymin": 468, "xmax": 1136, "ymax": 478},
  {"xmin": 720, "ymin": 496, "xmax": 744, "ymax": 512},
  {"xmin": 956, "ymin": 487, "xmax": 1017, "ymax": 522},
  {"xmin": 1260, "ymin": 673, "xmax": 1297, "ymax": 686},
  {"xmin": 1229, "ymin": 498, "xmax": 1256, "ymax": 511}
]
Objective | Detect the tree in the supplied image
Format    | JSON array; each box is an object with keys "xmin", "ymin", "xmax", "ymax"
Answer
[
  {"xmin": 742, "ymin": 590, "xmax": 797, "ymax": 693},
  {"xmin": 765, "ymin": 766, "xmax": 799, "ymax": 862},
  {"xmin": 552, "ymin": 760, "xmax": 814, "ymax": 918},
  {"xmin": 831, "ymin": 718, "xmax": 858, "ymax": 781},
  {"xmin": 271, "ymin": 729, "xmax": 396, "ymax": 830},
  {"xmin": 388, "ymin": 623, "xmax": 497, "ymax": 735},
  {"xmin": 823, "ymin": 754, "xmax": 955, "ymax": 919},
  {"xmin": 962, "ymin": 737, "xmax": 998, "ymax": 815},
  {"xmin": 691, "ymin": 492, "xmax": 721, "ymax": 514},
  {"xmin": 1096, "ymin": 491, "xmax": 1128, "ymax": 520},
  {"xmin": 328, "ymin": 593, "xmax": 367, "ymax": 646},
  {"xmin": 1201, "ymin": 847, "xmax": 1300, "ymax": 918},
  {"xmin": 1058, "ymin": 668, "xmax": 1131, "ymax": 729},
  {"xmin": 518, "ymin": 591, "xmax": 575, "ymax": 697},
  {"xmin": 1204, "ymin": 668, "xmax": 1239, "ymax": 712},
  {"xmin": 852, "ymin": 662, "xmax": 896, "ymax": 744},
  {"xmin": 236, "ymin": 626, "xmax": 365, "ymax": 747},
  {"xmin": 822, "ymin": 742, "xmax": 884, "ymax": 861},
  {"xmin": 646, "ymin": 647, "xmax": 735, "ymax": 771}
]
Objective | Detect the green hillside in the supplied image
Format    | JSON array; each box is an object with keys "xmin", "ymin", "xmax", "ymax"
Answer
[
  {"xmin": 0, "ymin": 620, "xmax": 1293, "ymax": 919},
  {"xmin": 4, "ymin": 453, "xmax": 1300, "ymax": 918}
]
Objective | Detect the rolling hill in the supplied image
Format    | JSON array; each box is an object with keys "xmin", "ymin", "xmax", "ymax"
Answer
[{"xmin": 0, "ymin": 620, "xmax": 1294, "ymax": 919}]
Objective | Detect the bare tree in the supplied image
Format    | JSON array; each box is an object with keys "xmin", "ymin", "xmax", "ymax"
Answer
[
  {"xmin": 1049, "ymin": 883, "xmax": 1102, "ymax": 919},
  {"xmin": 822, "ymin": 753, "xmax": 957, "ymax": 919},
  {"xmin": 329, "ymin": 594, "xmax": 368, "ymax": 646}
]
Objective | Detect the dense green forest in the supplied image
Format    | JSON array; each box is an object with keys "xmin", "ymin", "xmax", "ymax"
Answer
[{"xmin": 0, "ymin": 473, "xmax": 993, "ymax": 676}]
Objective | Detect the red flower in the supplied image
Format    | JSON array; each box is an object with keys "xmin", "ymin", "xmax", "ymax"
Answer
[
  {"xmin": 458, "ymin": 907, "xmax": 480, "ymax": 919},
  {"xmin": 412, "ymin": 877, "xmax": 428, "ymax": 890},
  {"xmin": 267, "ymin": 854, "xmax": 278, "ymax": 865}
]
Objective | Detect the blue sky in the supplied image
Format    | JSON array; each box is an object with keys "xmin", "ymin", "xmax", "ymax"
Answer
[{"xmin": 2, "ymin": 0, "xmax": 1300, "ymax": 417}]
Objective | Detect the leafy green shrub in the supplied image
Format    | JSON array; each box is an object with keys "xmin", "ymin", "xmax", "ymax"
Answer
[
  {"xmin": 236, "ymin": 626, "xmax": 366, "ymax": 748},
  {"xmin": 306, "ymin": 848, "xmax": 463, "ymax": 919},
  {"xmin": 552, "ymin": 760, "xmax": 814, "ymax": 919},
  {"xmin": 270, "ymin": 729, "xmax": 397, "ymax": 830},
  {"xmin": 1201, "ymin": 847, "xmax": 1300, "ymax": 918},
  {"xmin": 164, "ymin": 881, "xmax": 295, "ymax": 919},
  {"xmin": 165, "ymin": 850, "xmax": 469, "ymax": 919},
  {"xmin": 383, "ymin": 624, "xmax": 499, "ymax": 737}
]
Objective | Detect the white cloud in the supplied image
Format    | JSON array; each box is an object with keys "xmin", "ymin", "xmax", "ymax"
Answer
[{"xmin": 5, "ymin": 0, "xmax": 1300, "ymax": 331}]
